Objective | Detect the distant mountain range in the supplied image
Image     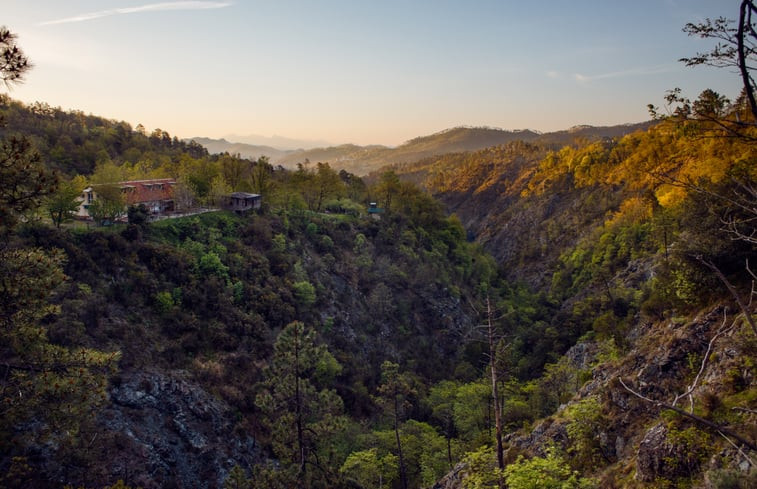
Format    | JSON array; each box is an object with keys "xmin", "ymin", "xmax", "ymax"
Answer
[
  {"xmin": 222, "ymin": 133, "xmax": 333, "ymax": 150},
  {"xmin": 187, "ymin": 137, "xmax": 292, "ymax": 162},
  {"xmin": 187, "ymin": 122, "xmax": 653, "ymax": 176}
]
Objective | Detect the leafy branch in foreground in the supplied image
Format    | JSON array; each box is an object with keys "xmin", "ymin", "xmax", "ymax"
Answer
[
  {"xmin": 679, "ymin": 1, "xmax": 757, "ymax": 122},
  {"xmin": 0, "ymin": 247, "xmax": 120, "ymax": 448},
  {"xmin": 0, "ymin": 27, "xmax": 32, "ymax": 87},
  {"xmin": 649, "ymin": 2, "xmax": 757, "ymax": 142}
]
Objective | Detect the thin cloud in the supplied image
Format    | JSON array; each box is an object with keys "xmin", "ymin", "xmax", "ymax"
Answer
[
  {"xmin": 572, "ymin": 64, "xmax": 678, "ymax": 83},
  {"xmin": 39, "ymin": 1, "xmax": 233, "ymax": 26}
]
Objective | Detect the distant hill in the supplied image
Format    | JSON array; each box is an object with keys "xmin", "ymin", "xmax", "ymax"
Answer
[
  {"xmin": 186, "ymin": 137, "xmax": 293, "ymax": 162},
  {"xmin": 274, "ymin": 143, "xmax": 389, "ymax": 171},
  {"xmin": 222, "ymin": 133, "xmax": 333, "ymax": 150},
  {"xmin": 272, "ymin": 126, "xmax": 542, "ymax": 174},
  {"xmin": 192, "ymin": 123, "xmax": 653, "ymax": 176},
  {"xmin": 533, "ymin": 121, "xmax": 655, "ymax": 147},
  {"xmin": 400, "ymin": 126, "xmax": 540, "ymax": 152}
]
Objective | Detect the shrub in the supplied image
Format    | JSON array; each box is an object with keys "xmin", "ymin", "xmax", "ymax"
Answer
[
  {"xmin": 197, "ymin": 251, "xmax": 229, "ymax": 279},
  {"xmin": 154, "ymin": 290, "xmax": 174, "ymax": 314},
  {"xmin": 461, "ymin": 445, "xmax": 503, "ymax": 489},
  {"xmin": 564, "ymin": 396, "xmax": 605, "ymax": 469},
  {"xmin": 292, "ymin": 280, "xmax": 316, "ymax": 306},
  {"xmin": 503, "ymin": 447, "xmax": 595, "ymax": 489}
]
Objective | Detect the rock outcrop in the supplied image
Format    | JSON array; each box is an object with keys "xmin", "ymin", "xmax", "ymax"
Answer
[
  {"xmin": 430, "ymin": 305, "xmax": 756, "ymax": 488},
  {"xmin": 94, "ymin": 369, "xmax": 262, "ymax": 489}
]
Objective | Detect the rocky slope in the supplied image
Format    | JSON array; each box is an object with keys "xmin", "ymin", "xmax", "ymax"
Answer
[
  {"xmin": 428, "ymin": 304, "xmax": 757, "ymax": 488},
  {"xmin": 96, "ymin": 370, "xmax": 262, "ymax": 489}
]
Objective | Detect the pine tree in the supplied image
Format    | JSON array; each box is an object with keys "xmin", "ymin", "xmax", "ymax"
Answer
[
  {"xmin": 374, "ymin": 361, "xmax": 416, "ymax": 489},
  {"xmin": 255, "ymin": 321, "xmax": 344, "ymax": 488}
]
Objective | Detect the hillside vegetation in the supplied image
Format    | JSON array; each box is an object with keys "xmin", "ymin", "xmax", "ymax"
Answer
[
  {"xmin": 1, "ymin": 89, "xmax": 755, "ymax": 488},
  {"xmin": 1, "ymin": 24, "xmax": 756, "ymax": 486},
  {"xmin": 381, "ymin": 102, "xmax": 757, "ymax": 487}
]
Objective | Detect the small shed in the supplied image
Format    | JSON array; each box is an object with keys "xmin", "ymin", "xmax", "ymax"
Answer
[
  {"xmin": 224, "ymin": 192, "xmax": 262, "ymax": 214},
  {"xmin": 367, "ymin": 202, "xmax": 384, "ymax": 219}
]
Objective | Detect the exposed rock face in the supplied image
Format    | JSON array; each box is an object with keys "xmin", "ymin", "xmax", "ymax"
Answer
[
  {"xmin": 505, "ymin": 418, "xmax": 570, "ymax": 457},
  {"xmin": 95, "ymin": 370, "xmax": 262, "ymax": 489},
  {"xmin": 563, "ymin": 341, "xmax": 599, "ymax": 371},
  {"xmin": 430, "ymin": 305, "xmax": 756, "ymax": 488},
  {"xmin": 636, "ymin": 423, "xmax": 674, "ymax": 482},
  {"xmin": 428, "ymin": 462, "xmax": 467, "ymax": 489},
  {"xmin": 635, "ymin": 422, "xmax": 710, "ymax": 483}
]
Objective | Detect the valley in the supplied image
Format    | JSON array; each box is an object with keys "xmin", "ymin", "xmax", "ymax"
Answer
[
  {"xmin": 2, "ymin": 92, "xmax": 755, "ymax": 488},
  {"xmin": 1, "ymin": 4, "xmax": 756, "ymax": 488}
]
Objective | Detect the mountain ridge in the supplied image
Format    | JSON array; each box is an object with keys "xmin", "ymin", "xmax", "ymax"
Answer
[{"xmin": 188, "ymin": 122, "xmax": 652, "ymax": 175}]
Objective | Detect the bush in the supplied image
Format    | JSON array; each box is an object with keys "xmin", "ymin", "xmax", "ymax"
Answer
[
  {"xmin": 461, "ymin": 445, "xmax": 502, "ymax": 489},
  {"xmin": 503, "ymin": 447, "xmax": 595, "ymax": 489},
  {"xmin": 340, "ymin": 448, "xmax": 398, "ymax": 489},
  {"xmin": 197, "ymin": 251, "xmax": 229, "ymax": 279},
  {"xmin": 564, "ymin": 396, "xmax": 605, "ymax": 469},
  {"xmin": 707, "ymin": 468, "xmax": 757, "ymax": 489},
  {"xmin": 154, "ymin": 290, "xmax": 174, "ymax": 314},
  {"xmin": 292, "ymin": 280, "xmax": 316, "ymax": 306}
]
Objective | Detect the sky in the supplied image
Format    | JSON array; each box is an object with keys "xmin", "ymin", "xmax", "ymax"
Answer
[{"xmin": 3, "ymin": 1, "xmax": 744, "ymax": 147}]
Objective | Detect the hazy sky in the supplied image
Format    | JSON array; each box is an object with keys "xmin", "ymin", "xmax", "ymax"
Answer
[{"xmin": 3, "ymin": 1, "xmax": 743, "ymax": 146}]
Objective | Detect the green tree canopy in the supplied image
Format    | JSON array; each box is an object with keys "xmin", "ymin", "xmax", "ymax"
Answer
[
  {"xmin": 46, "ymin": 176, "xmax": 85, "ymax": 228},
  {"xmin": 255, "ymin": 321, "xmax": 345, "ymax": 488},
  {"xmin": 87, "ymin": 184, "xmax": 125, "ymax": 225}
]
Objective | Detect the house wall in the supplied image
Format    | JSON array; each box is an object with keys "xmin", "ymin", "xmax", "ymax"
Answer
[
  {"xmin": 75, "ymin": 180, "xmax": 176, "ymax": 220},
  {"xmin": 75, "ymin": 188, "xmax": 96, "ymax": 219}
]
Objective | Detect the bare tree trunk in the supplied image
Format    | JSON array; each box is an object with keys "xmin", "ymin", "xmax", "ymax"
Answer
[
  {"xmin": 394, "ymin": 392, "xmax": 408, "ymax": 489},
  {"xmin": 620, "ymin": 378, "xmax": 757, "ymax": 452},
  {"xmin": 738, "ymin": 1, "xmax": 757, "ymax": 121},
  {"xmin": 698, "ymin": 257, "xmax": 757, "ymax": 337},
  {"xmin": 619, "ymin": 309, "xmax": 756, "ymax": 453},
  {"xmin": 294, "ymin": 324, "xmax": 306, "ymax": 488},
  {"xmin": 487, "ymin": 295, "xmax": 505, "ymax": 488},
  {"xmin": 447, "ymin": 435, "xmax": 453, "ymax": 470}
]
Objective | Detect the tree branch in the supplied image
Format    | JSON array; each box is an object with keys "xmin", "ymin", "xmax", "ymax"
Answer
[
  {"xmin": 697, "ymin": 257, "xmax": 757, "ymax": 337},
  {"xmin": 718, "ymin": 430, "xmax": 756, "ymax": 468},
  {"xmin": 672, "ymin": 309, "xmax": 733, "ymax": 412},
  {"xmin": 733, "ymin": 406, "xmax": 757, "ymax": 414},
  {"xmin": 619, "ymin": 377, "xmax": 757, "ymax": 452},
  {"xmin": 738, "ymin": 0, "xmax": 757, "ymax": 121}
]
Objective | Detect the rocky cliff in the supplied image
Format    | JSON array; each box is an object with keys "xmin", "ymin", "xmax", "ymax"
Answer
[
  {"xmin": 30, "ymin": 370, "xmax": 263, "ymax": 489},
  {"xmin": 429, "ymin": 305, "xmax": 756, "ymax": 488}
]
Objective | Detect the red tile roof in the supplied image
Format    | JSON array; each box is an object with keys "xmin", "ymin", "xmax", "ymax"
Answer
[{"xmin": 119, "ymin": 179, "xmax": 175, "ymax": 205}]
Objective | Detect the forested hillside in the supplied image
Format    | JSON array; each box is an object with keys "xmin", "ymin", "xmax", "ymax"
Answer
[
  {"xmin": 381, "ymin": 92, "xmax": 757, "ymax": 487},
  {"xmin": 195, "ymin": 124, "xmax": 652, "ymax": 176},
  {"xmin": 3, "ymin": 91, "xmax": 754, "ymax": 488},
  {"xmin": 3, "ymin": 85, "xmax": 569, "ymax": 486},
  {"xmin": 0, "ymin": 97, "xmax": 208, "ymax": 177},
  {"xmin": 1, "ymin": 10, "xmax": 756, "ymax": 489}
]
